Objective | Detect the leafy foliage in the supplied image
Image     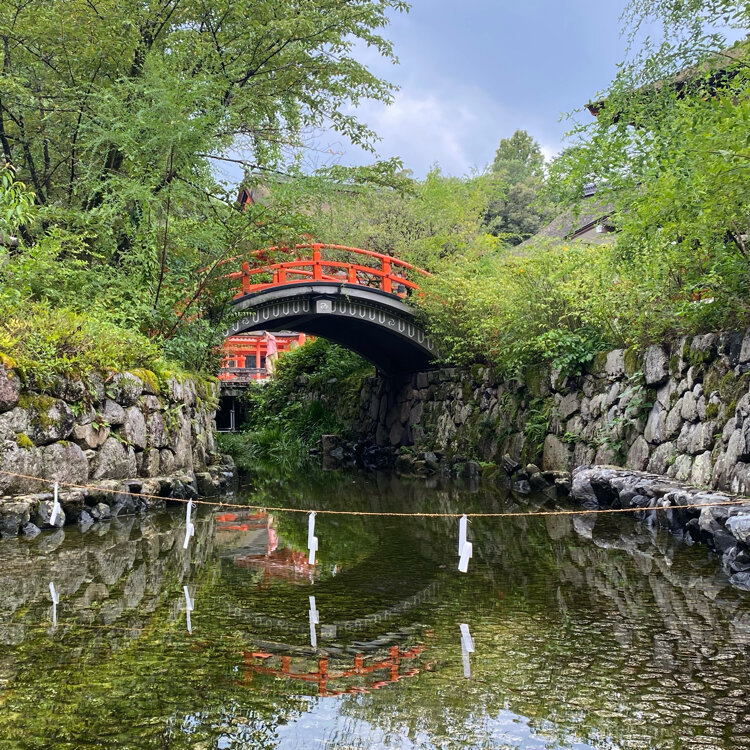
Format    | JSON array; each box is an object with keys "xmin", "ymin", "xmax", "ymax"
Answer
[
  {"xmin": 417, "ymin": 240, "xmax": 612, "ymax": 374},
  {"xmin": 419, "ymin": 3, "xmax": 750, "ymax": 378},
  {"xmin": 0, "ymin": 0, "xmax": 407, "ymax": 375},
  {"xmin": 484, "ymin": 130, "xmax": 553, "ymax": 245},
  {"xmin": 219, "ymin": 339, "xmax": 373, "ymax": 469},
  {"xmin": 547, "ymin": 2, "xmax": 750, "ymax": 343},
  {"xmin": 304, "ymin": 167, "xmax": 502, "ymax": 270}
]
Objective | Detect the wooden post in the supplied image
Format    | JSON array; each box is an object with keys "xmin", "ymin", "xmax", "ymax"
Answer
[
  {"xmin": 382, "ymin": 258, "xmax": 392, "ymax": 294},
  {"xmin": 313, "ymin": 244, "xmax": 322, "ymax": 281},
  {"xmin": 317, "ymin": 658, "xmax": 329, "ymax": 696},
  {"xmin": 243, "ymin": 652, "xmax": 254, "ymax": 684},
  {"xmin": 389, "ymin": 645, "xmax": 399, "ymax": 682}
]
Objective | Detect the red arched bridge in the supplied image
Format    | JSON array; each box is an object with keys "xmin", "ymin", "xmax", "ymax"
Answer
[{"xmin": 221, "ymin": 244, "xmax": 438, "ymax": 374}]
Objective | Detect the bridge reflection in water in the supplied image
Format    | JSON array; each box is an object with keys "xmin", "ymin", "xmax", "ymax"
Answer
[
  {"xmin": 3, "ymin": 471, "xmax": 750, "ymax": 748},
  {"xmin": 242, "ymin": 643, "xmax": 430, "ymax": 698}
]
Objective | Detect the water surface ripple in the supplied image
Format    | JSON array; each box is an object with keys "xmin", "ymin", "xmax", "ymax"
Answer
[{"xmin": 0, "ymin": 471, "xmax": 749, "ymax": 749}]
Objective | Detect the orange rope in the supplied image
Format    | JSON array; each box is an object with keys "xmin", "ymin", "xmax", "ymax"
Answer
[{"xmin": 1, "ymin": 469, "xmax": 748, "ymax": 519}]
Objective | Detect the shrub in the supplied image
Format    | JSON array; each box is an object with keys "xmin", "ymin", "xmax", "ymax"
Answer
[{"xmin": 0, "ymin": 302, "xmax": 168, "ymax": 387}]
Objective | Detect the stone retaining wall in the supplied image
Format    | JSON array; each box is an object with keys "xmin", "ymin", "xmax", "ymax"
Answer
[
  {"xmin": 0, "ymin": 365, "xmax": 235, "ymax": 538},
  {"xmin": 349, "ymin": 329, "xmax": 750, "ymax": 494},
  {"xmin": 571, "ymin": 466, "xmax": 750, "ymax": 589}
]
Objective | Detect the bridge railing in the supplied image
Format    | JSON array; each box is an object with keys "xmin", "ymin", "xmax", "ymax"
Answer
[{"xmin": 221, "ymin": 243, "xmax": 430, "ymax": 299}]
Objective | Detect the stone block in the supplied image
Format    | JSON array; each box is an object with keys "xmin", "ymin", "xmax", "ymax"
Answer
[
  {"xmin": 740, "ymin": 328, "xmax": 750, "ymax": 364},
  {"xmin": 626, "ymin": 436, "xmax": 651, "ymax": 471},
  {"xmin": 680, "ymin": 391, "xmax": 699, "ymax": 422},
  {"xmin": 35, "ymin": 498, "xmax": 66, "ymax": 529},
  {"xmin": 726, "ymin": 514, "xmax": 750, "ymax": 545},
  {"xmin": 664, "ymin": 401, "xmax": 684, "ymax": 439},
  {"xmin": 91, "ymin": 438, "xmax": 137, "ymax": 480},
  {"xmin": 655, "ymin": 379, "xmax": 676, "ymax": 408},
  {"xmin": 647, "ymin": 442, "xmax": 677, "ymax": 475},
  {"xmin": 100, "ymin": 399, "xmax": 126, "ymax": 426},
  {"xmin": 669, "ymin": 454, "xmax": 693, "ymax": 482},
  {"xmin": 644, "ymin": 401, "xmax": 666, "ymax": 444},
  {"xmin": 604, "ymin": 349, "xmax": 625, "ymax": 378},
  {"xmin": 643, "ymin": 345, "xmax": 669, "ymax": 386},
  {"xmin": 542, "ymin": 434, "xmax": 572, "ymax": 472},
  {"xmin": 41, "ymin": 442, "xmax": 89, "ymax": 484},
  {"xmin": 146, "ymin": 412, "xmax": 168, "ymax": 449},
  {"xmin": 72, "ymin": 421, "xmax": 110, "ymax": 450},
  {"xmin": 690, "ymin": 451, "xmax": 712, "ymax": 487},
  {"xmin": 0, "ymin": 441, "xmax": 43, "ymax": 495},
  {"xmin": 121, "ymin": 407, "xmax": 147, "ymax": 450},
  {"xmin": 0, "ymin": 365, "xmax": 21, "ymax": 413},
  {"xmin": 17, "ymin": 397, "xmax": 75, "ymax": 446},
  {"xmin": 557, "ymin": 392, "xmax": 580, "ymax": 420},
  {"xmin": 0, "ymin": 499, "xmax": 33, "ymax": 536},
  {"xmin": 109, "ymin": 372, "xmax": 144, "ymax": 406}
]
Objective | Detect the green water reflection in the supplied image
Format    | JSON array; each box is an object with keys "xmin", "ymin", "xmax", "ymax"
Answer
[{"xmin": 1, "ymin": 470, "xmax": 749, "ymax": 749}]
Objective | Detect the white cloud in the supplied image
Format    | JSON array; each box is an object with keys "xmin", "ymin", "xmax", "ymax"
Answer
[
  {"xmin": 353, "ymin": 89, "xmax": 479, "ymax": 176},
  {"xmin": 340, "ymin": 82, "xmax": 560, "ymax": 179},
  {"xmin": 539, "ymin": 143, "xmax": 561, "ymax": 165}
]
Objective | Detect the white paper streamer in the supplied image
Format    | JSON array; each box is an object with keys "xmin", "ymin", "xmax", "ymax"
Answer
[
  {"xmin": 460, "ymin": 623, "xmax": 474, "ymax": 679},
  {"xmin": 183, "ymin": 585, "xmax": 194, "ymax": 634},
  {"xmin": 183, "ymin": 501, "xmax": 195, "ymax": 550},
  {"xmin": 307, "ymin": 512, "xmax": 318, "ymax": 565},
  {"xmin": 308, "ymin": 595, "xmax": 319, "ymax": 649},
  {"xmin": 458, "ymin": 515, "xmax": 472, "ymax": 573},
  {"xmin": 459, "ymin": 623, "xmax": 475, "ymax": 652},
  {"xmin": 458, "ymin": 514, "xmax": 467, "ymax": 554},
  {"xmin": 49, "ymin": 581, "xmax": 59, "ymax": 626},
  {"xmin": 49, "ymin": 482, "xmax": 62, "ymax": 526}
]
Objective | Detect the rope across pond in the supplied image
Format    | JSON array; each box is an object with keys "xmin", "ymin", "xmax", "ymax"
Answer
[{"xmin": 2, "ymin": 469, "xmax": 749, "ymax": 519}]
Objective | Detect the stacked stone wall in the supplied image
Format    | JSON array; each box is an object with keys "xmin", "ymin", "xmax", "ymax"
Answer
[
  {"xmin": 347, "ymin": 329, "xmax": 750, "ymax": 495},
  {"xmin": 0, "ymin": 366, "xmax": 234, "ymax": 537}
]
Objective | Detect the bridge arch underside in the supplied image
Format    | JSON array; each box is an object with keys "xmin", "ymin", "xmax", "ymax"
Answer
[{"xmin": 226, "ymin": 283, "xmax": 437, "ymax": 375}]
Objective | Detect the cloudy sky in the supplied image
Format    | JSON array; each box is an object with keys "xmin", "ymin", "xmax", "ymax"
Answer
[{"xmin": 330, "ymin": 0, "xmax": 631, "ymax": 178}]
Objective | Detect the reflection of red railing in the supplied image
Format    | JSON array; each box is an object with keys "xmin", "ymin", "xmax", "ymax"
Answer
[
  {"xmin": 216, "ymin": 510, "xmax": 313, "ymax": 582},
  {"xmin": 242, "ymin": 644, "xmax": 429, "ymax": 697},
  {"xmin": 221, "ymin": 243, "xmax": 430, "ymax": 299}
]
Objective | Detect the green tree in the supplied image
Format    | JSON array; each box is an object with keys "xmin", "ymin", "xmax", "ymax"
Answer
[
  {"xmin": 0, "ymin": 0, "xmax": 408, "ymax": 370},
  {"xmin": 305, "ymin": 167, "xmax": 501, "ymax": 269},
  {"xmin": 484, "ymin": 129, "xmax": 551, "ymax": 245},
  {"xmin": 491, "ymin": 129, "xmax": 545, "ymax": 183},
  {"xmin": 548, "ymin": 0, "xmax": 750, "ymax": 336}
]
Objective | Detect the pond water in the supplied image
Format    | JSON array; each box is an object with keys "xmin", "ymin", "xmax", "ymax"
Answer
[{"xmin": 1, "ymin": 470, "xmax": 750, "ymax": 749}]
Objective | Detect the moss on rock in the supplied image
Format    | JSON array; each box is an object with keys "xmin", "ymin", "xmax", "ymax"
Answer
[
  {"xmin": 15, "ymin": 433, "xmax": 33, "ymax": 449},
  {"xmin": 623, "ymin": 347, "xmax": 640, "ymax": 376}
]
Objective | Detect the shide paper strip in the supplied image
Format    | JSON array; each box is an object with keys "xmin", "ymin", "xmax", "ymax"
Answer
[
  {"xmin": 309, "ymin": 595, "xmax": 320, "ymax": 649},
  {"xmin": 49, "ymin": 482, "xmax": 62, "ymax": 526},
  {"xmin": 49, "ymin": 581, "xmax": 59, "ymax": 627},
  {"xmin": 458, "ymin": 514, "xmax": 472, "ymax": 573},
  {"xmin": 183, "ymin": 501, "xmax": 195, "ymax": 550},
  {"xmin": 308, "ymin": 512, "xmax": 319, "ymax": 565},
  {"xmin": 183, "ymin": 586, "xmax": 194, "ymax": 634},
  {"xmin": 460, "ymin": 623, "xmax": 474, "ymax": 679}
]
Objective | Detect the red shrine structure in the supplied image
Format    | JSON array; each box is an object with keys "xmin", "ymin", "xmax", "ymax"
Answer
[
  {"xmin": 219, "ymin": 332, "xmax": 308, "ymax": 384},
  {"xmin": 216, "ymin": 331, "xmax": 309, "ymax": 431}
]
